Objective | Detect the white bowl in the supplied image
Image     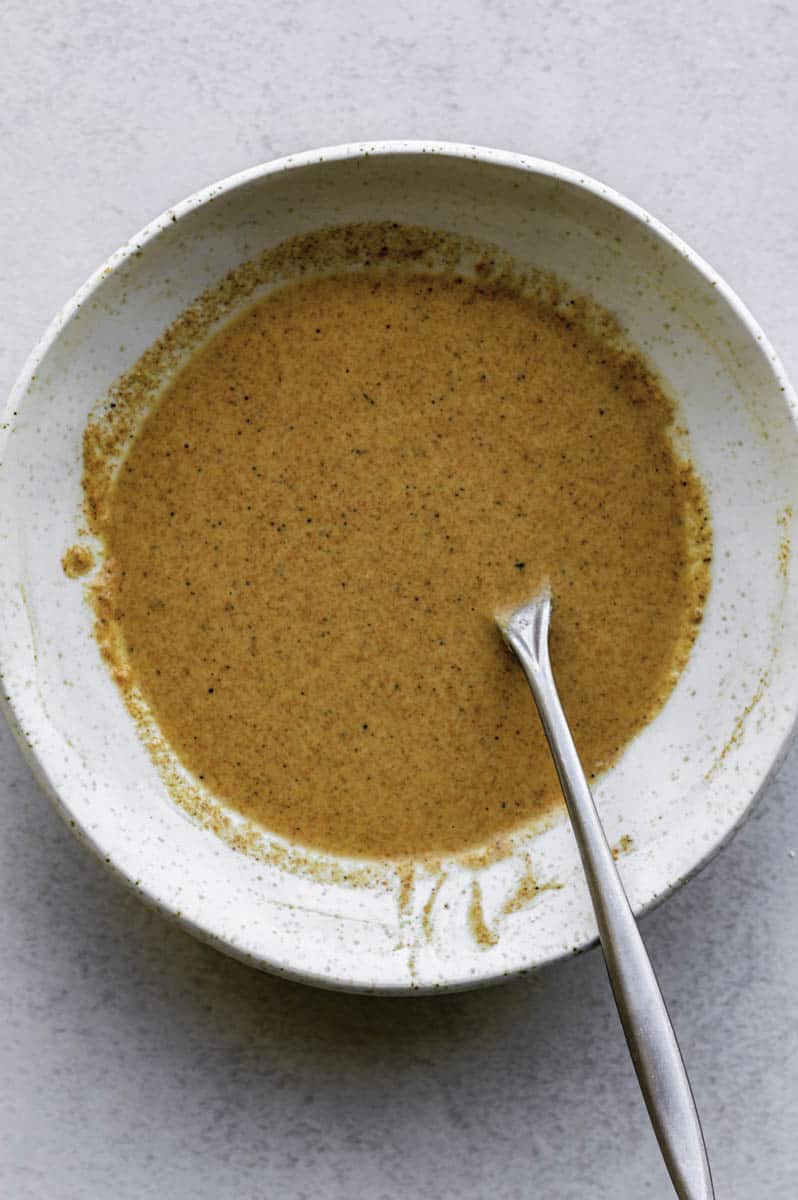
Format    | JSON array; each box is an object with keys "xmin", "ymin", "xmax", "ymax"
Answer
[{"xmin": 2, "ymin": 142, "xmax": 797, "ymax": 993}]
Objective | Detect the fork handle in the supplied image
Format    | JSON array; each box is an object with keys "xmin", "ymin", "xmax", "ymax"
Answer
[{"xmin": 504, "ymin": 598, "xmax": 714, "ymax": 1200}]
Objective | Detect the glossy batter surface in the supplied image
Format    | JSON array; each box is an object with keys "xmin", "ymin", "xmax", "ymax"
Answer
[{"xmin": 91, "ymin": 270, "xmax": 710, "ymax": 859}]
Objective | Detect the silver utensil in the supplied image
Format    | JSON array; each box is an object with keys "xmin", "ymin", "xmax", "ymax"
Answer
[{"xmin": 499, "ymin": 587, "xmax": 714, "ymax": 1200}]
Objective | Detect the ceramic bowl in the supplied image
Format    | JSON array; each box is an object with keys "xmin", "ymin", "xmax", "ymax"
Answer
[{"xmin": 2, "ymin": 142, "xmax": 797, "ymax": 993}]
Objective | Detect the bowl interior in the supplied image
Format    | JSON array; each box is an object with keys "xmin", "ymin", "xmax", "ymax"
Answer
[{"xmin": 2, "ymin": 145, "xmax": 797, "ymax": 992}]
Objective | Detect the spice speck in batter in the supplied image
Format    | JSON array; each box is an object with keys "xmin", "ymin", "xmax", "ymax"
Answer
[{"xmin": 86, "ymin": 269, "xmax": 710, "ymax": 860}]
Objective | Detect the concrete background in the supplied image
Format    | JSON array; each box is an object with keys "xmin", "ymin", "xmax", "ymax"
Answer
[{"xmin": 1, "ymin": 1, "xmax": 797, "ymax": 1196}]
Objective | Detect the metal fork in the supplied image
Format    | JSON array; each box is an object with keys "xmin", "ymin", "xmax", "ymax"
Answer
[{"xmin": 499, "ymin": 588, "xmax": 714, "ymax": 1200}]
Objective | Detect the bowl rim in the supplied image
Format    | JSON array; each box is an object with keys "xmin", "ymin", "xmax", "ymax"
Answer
[{"xmin": 3, "ymin": 139, "xmax": 798, "ymax": 993}]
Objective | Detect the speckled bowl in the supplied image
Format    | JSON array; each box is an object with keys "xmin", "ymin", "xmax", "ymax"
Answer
[{"xmin": 2, "ymin": 142, "xmax": 798, "ymax": 993}]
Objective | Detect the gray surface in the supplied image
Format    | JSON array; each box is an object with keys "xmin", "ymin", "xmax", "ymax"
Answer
[{"xmin": 1, "ymin": 0, "xmax": 797, "ymax": 1196}]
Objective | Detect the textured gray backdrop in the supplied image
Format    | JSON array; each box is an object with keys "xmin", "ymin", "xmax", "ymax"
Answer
[{"xmin": 2, "ymin": 2, "xmax": 797, "ymax": 1197}]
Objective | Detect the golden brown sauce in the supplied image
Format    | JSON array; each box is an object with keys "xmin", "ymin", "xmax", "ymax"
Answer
[
  {"xmin": 87, "ymin": 269, "xmax": 710, "ymax": 861},
  {"xmin": 469, "ymin": 881, "xmax": 499, "ymax": 948},
  {"xmin": 61, "ymin": 544, "xmax": 94, "ymax": 578}
]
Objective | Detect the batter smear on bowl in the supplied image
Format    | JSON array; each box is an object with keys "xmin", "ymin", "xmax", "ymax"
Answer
[{"xmin": 80, "ymin": 247, "xmax": 711, "ymax": 860}]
